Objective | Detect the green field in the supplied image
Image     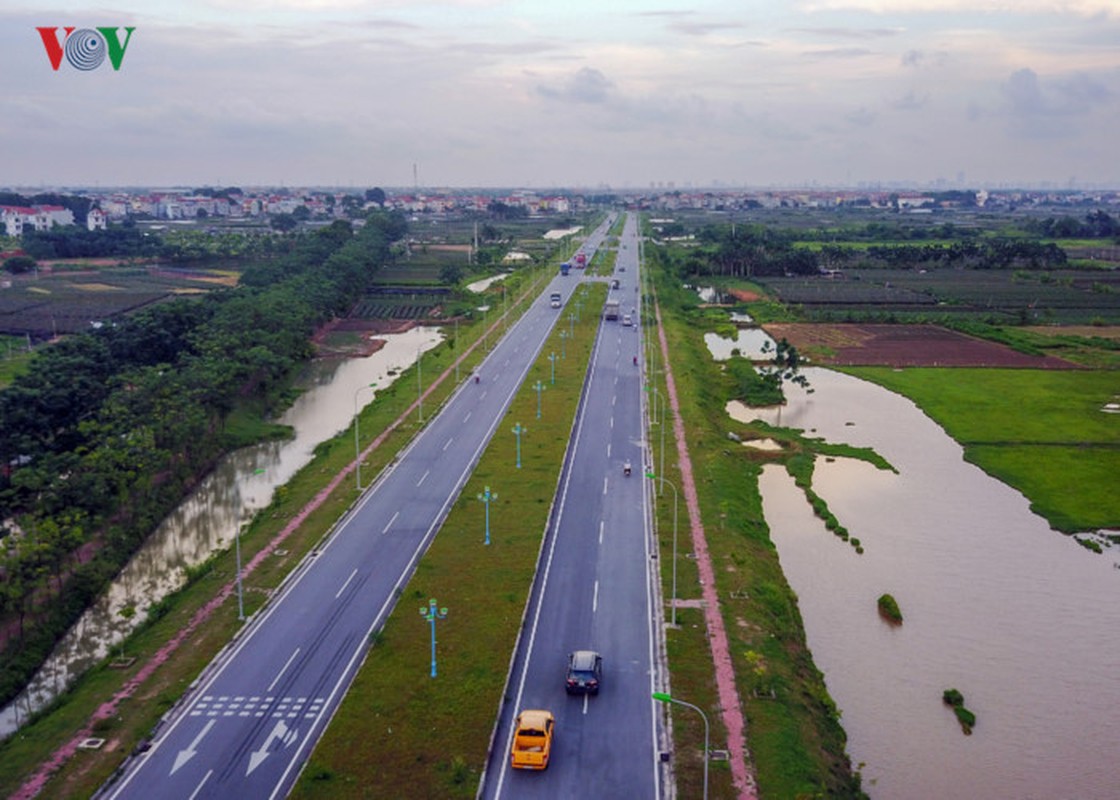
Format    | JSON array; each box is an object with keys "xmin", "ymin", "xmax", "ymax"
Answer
[{"xmin": 844, "ymin": 367, "xmax": 1120, "ymax": 533}]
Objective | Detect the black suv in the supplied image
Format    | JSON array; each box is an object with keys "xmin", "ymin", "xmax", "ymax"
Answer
[{"xmin": 565, "ymin": 650, "xmax": 603, "ymax": 695}]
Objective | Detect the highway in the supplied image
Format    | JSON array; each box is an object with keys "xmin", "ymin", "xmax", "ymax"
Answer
[
  {"xmin": 480, "ymin": 213, "xmax": 663, "ymax": 798},
  {"xmin": 100, "ymin": 217, "xmax": 620, "ymax": 800}
]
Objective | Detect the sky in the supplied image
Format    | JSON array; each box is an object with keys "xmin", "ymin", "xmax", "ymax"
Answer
[{"xmin": 2, "ymin": 0, "xmax": 1119, "ymax": 190}]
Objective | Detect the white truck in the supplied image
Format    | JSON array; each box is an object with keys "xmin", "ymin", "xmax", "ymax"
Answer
[{"xmin": 604, "ymin": 298, "xmax": 620, "ymax": 320}]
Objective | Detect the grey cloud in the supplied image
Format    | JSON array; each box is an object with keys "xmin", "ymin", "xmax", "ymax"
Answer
[
  {"xmin": 802, "ymin": 47, "xmax": 873, "ymax": 59},
  {"xmin": 790, "ymin": 27, "xmax": 903, "ymax": 39},
  {"xmin": 537, "ymin": 67, "xmax": 613, "ymax": 104},
  {"xmin": 888, "ymin": 91, "xmax": 927, "ymax": 111},
  {"xmin": 1001, "ymin": 68, "xmax": 1111, "ymax": 117},
  {"xmin": 846, "ymin": 107, "xmax": 876, "ymax": 126}
]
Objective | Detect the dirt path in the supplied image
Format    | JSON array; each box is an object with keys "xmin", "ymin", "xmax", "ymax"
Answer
[{"xmin": 655, "ymin": 298, "xmax": 758, "ymax": 799}]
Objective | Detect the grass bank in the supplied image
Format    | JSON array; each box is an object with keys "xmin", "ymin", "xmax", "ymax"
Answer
[
  {"xmin": 645, "ymin": 246, "xmax": 865, "ymax": 798},
  {"xmin": 0, "ymin": 261, "xmax": 557, "ymax": 799},
  {"xmin": 841, "ymin": 367, "xmax": 1120, "ymax": 534},
  {"xmin": 291, "ymin": 283, "xmax": 605, "ymax": 799}
]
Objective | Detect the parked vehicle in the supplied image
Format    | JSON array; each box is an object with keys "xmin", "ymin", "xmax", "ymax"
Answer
[
  {"xmin": 565, "ymin": 650, "xmax": 603, "ymax": 695},
  {"xmin": 510, "ymin": 709, "xmax": 555, "ymax": 770}
]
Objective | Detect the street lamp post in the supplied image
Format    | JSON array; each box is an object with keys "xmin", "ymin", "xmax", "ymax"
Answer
[
  {"xmin": 534, "ymin": 380, "xmax": 546, "ymax": 419},
  {"xmin": 559, "ymin": 330, "xmax": 567, "ymax": 359},
  {"xmin": 417, "ymin": 346, "xmax": 423, "ymax": 423},
  {"xmin": 645, "ymin": 385, "xmax": 667, "ymax": 494},
  {"xmin": 646, "ymin": 471, "xmax": 679, "ymax": 626},
  {"xmin": 511, "ymin": 423, "xmax": 525, "ymax": 469},
  {"xmin": 567, "ymin": 312, "xmax": 575, "ymax": 339},
  {"xmin": 477, "ymin": 485, "xmax": 498, "ymax": 544},
  {"xmin": 419, "ymin": 599, "xmax": 448, "ymax": 677},
  {"xmin": 548, "ymin": 352, "xmax": 557, "ymax": 384},
  {"xmin": 651, "ymin": 692, "xmax": 709, "ymax": 800},
  {"xmin": 353, "ymin": 382, "xmax": 377, "ymax": 491},
  {"xmin": 235, "ymin": 524, "xmax": 245, "ymax": 621}
]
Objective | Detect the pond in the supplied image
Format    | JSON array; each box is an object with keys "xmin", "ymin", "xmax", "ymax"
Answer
[
  {"xmin": 741, "ymin": 368, "xmax": 1120, "ymax": 798},
  {"xmin": 0, "ymin": 327, "xmax": 444, "ymax": 736},
  {"xmin": 704, "ymin": 329, "xmax": 776, "ymax": 360}
]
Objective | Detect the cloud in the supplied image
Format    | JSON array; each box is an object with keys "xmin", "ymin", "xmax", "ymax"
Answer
[
  {"xmin": 798, "ymin": 0, "xmax": 1118, "ymax": 16},
  {"xmin": 789, "ymin": 26, "xmax": 904, "ymax": 38},
  {"xmin": 888, "ymin": 90, "xmax": 928, "ymax": 110},
  {"xmin": 1001, "ymin": 67, "xmax": 1112, "ymax": 116},
  {"xmin": 536, "ymin": 67, "xmax": 614, "ymax": 104}
]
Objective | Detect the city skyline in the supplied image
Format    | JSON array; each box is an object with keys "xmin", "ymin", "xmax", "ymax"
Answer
[{"xmin": 2, "ymin": 1, "xmax": 1119, "ymax": 189}]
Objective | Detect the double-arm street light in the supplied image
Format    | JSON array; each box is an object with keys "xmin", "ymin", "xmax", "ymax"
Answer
[
  {"xmin": 651, "ymin": 691, "xmax": 709, "ymax": 800},
  {"xmin": 646, "ymin": 471, "xmax": 679, "ymax": 626},
  {"xmin": 353, "ymin": 382, "xmax": 377, "ymax": 491}
]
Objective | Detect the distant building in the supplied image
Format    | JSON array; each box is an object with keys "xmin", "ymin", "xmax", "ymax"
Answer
[{"xmin": 87, "ymin": 208, "xmax": 107, "ymax": 231}]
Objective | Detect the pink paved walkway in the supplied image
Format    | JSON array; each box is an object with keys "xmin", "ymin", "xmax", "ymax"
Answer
[{"xmin": 655, "ymin": 299, "xmax": 758, "ymax": 799}]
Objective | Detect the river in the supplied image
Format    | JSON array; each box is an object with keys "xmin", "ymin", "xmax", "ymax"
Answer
[
  {"xmin": 740, "ymin": 368, "xmax": 1120, "ymax": 798},
  {"xmin": 0, "ymin": 326, "xmax": 443, "ymax": 736}
]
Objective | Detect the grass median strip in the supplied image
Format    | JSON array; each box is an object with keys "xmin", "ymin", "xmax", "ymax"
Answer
[{"xmin": 291, "ymin": 283, "xmax": 605, "ymax": 799}]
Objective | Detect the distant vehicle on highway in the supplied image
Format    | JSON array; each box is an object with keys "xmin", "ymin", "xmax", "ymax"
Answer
[
  {"xmin": 550, "ymin": 292, "xmax": 562, "ymax": 308},
  {"xmin": 622, "ymin": 314, "xmax": 632, "ymax": 326},
  {"xmin": 511, "ymin": 709, "xmax": 555, "ymax": 770},
  {"xmin": 560, "ymin": 262, "xmax": 570, "ymax": 276},
  {"xmin": 604, "ymin": 298, "xmax": 620, "ymax": 320},
  {"xmin": 565, "ymin": 650, "xmax": 603, "ymax": 695}
]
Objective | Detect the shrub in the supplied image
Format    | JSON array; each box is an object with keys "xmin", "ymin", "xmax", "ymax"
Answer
[{"xmin": 877, "ymin": 593, "xmax": 903, "ymax": 624}]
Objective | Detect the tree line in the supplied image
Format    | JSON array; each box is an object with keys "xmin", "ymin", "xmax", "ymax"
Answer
[{"xmin": 0, "ymin": 212, "xmax": 406, "ymax": 704}]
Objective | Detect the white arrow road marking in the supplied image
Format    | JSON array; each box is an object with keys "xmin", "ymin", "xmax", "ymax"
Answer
[
  {"xmin": 171, "ymin": 719, "xmax": 215, "ymax": 775},
  {"xmin": 247, "ymin": 719, "xmax": 298, "ymax": 775}
]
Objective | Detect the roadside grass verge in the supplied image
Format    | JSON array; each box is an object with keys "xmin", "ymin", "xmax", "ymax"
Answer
[
  {"xmin": 646, "ymin": 249, "xmax": 864, "ymax": 797},
  {"xmin": 0, "ymin": 263, "xmax": 557, "ymax": 799},
  {"xmin": 843, "ymin": 367, "xmax": 1120, "ymax": 533},
  {"xmin": 291, "ymin": 283, "xmax": 605, "ymax": 799}
]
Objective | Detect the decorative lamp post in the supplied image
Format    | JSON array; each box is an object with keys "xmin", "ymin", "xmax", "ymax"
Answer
[
  {"xmin": 651, "ymin": 692, "xmax": 709, "ymax": 800},
  {"xmin": 646, "ymin": 471, "xmax": 679, "ymax": 626},
  {"xmin": 534, "ymin": 380, "xmax": 546, "ymax": 419},
  {"xmin": 353, "ymin": 382, "xmax": 377, "ymax": 491},
  {"xmin": 559, "ymin": 330, "xmax": 567, "ymax": 359},
  {"xmin": 477, "ymin": 486, "xmax": 498, "ymax": 545},
  {"xmin": 568, "ymin": 312, "xmax": 576, "ymax": 339},
  {"xmin": 549, "ymin": 352, "xmax": 557, "ymax": 384},
  {"xmin": 419, "ymin": 599, "xmax": 448, "ymax": 677},
  {"xmin": 511, "ymin": 423, "xmax": 526, "ymax": 469}
]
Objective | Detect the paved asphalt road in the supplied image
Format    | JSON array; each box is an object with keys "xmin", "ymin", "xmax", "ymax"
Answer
[
  {"xmin": 99, "ymin": 217, "xmax": 619, "ymax": 800},
  {"xmin": 481, "ymin": 213, "xmax": 664, "ymax": 799}
]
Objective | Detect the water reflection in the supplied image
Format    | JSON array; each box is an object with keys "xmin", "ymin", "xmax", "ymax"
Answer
[
  {"xmin": 0, "ymin": 327, "xmax": 443, "ymax": 735},
  {"xmin": 750, "ymin": 368, "xmax": 1120, "ymax": 799}
]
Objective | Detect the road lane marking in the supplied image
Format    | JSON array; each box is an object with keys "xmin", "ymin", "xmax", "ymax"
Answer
[
  {"xmin": 599, "ymin": 520, "xmax": 604, "ymax": 545},
  {"xmin": 417, "ymin": 469, "xmax": 430, "ymax": 487},
  {"xmin": 443, "ymin": 437, "xmax": 454, "ymax": 451},
  {"xmin": 583, "ymin": 694, "xmax": 589, "ymax": 715},
  {"xmin": 335, "ymin": 569, "xmax": 357, "ymax": 599},
  {"xmin": 268, "ymin": 648, "xmax": 301, "ymax": 693},
  {"xmin": 187, "ymin": 770, "xmax": 213, "ymax": 800},
  {"xmin": 383, "ymin": 510, "xmax": 399, "ymax": 534},
  {"xmin": 593, "ymin": 580, "xmax": 599, "ymax": 613},
  {"xmin": 603, "ymin": 477, "xmax": 608, "ymax": 495},
  {"xmin": 247, "ymin": 719, "xmax": 297, "ymax": 776},
  {"xmin": 463, "ymin": 411, "xmax": 472, "ymax": 423},
  {"xmin": 172, "ymin": 719, "xmax": 215, "ymax": 775},
  {"xmin": 607, "ymin": 443, "xmax": 612, "ymax": 458}
]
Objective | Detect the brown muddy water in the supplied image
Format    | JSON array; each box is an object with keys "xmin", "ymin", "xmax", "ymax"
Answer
[
  {"xmin": 739, "ymin": 368, "xmax": 1120, "ymax": 799},
  {"xmin": 0, "ymin": 327, "xmax": 442, "ymax": 736}
]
